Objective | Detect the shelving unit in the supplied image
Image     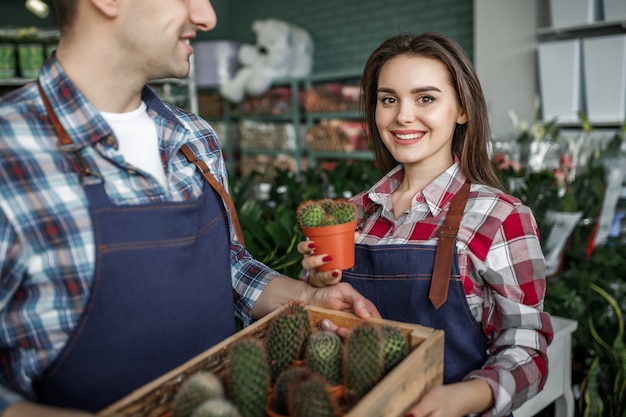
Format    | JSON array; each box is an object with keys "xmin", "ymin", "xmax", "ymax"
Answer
[
  {"xmin": 535, "ymin": 18, "xmax": 626, "ymax": 128},
  {"xmin": 198, "ymin": 71, "xmax": 377, "ymax": 178},
  {"xmin": 303, "ymin": 70, "xmax": 373, "ymax": 168}
]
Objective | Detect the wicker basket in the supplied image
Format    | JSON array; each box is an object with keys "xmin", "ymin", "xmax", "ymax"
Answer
[
  {"xmin": 306, "ymin": 119, "xmax": 369, "ymax": 152},
  {"xmin": 98, "ymin": 303, "xmax": 444, "ymax": 417},
  {"xmin": 304, "ymin": 83, "xmax": 361, "ymax": 113},
  {"xmin": 238, "ymin": 119, "xmax": 297, "ymax": 151}
]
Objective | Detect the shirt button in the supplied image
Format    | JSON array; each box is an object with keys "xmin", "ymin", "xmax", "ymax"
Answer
[
  {"xmin": 105, "ymin": 136, "xmax": 116, "ymax": 146},
  {"xmin": 416, "ymin": 194, "xmax": 424, "ymax": 203},
  {"xmin": 127, "ymin": 169, "xmax": 137, "ymax": 175}
]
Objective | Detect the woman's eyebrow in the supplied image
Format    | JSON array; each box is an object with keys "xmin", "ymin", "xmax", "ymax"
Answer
[{"xmin": 377, "ymin": 86, "xmax": 442, "ymax": 94}]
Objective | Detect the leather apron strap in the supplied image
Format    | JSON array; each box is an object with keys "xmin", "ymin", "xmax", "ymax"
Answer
[
  {"xmin": 429, "ymin": 180, "xmax": 471, "ymax": 309},
  {"xmin": 180, "ymin": 144, "xmax": 246, "ymax": 247}
]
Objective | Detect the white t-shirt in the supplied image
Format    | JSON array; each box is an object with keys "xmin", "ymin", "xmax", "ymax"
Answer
[{"xmin": 101, "ymin": 102, "xmax": 168, "ymax": 189}]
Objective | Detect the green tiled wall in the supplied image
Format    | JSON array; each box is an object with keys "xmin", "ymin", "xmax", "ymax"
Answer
[
  {"xmin": 202, "ymin": 0, "xmax": 474, "ymax": 75},
  {"xmin": 0, "ymin": 1, "xmax": 473, "ymax": 76}
]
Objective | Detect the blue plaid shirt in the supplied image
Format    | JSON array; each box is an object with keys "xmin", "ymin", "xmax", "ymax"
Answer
[{"xmin": 0, "ymin": 55, "xmax": 278, "ymax": 410}]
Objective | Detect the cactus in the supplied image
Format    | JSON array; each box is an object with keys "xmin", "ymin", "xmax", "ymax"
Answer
[
  {"xmin": 265, "ymin": 304, "xmax": 310, "ymax": 383},
  {"xmin": 343, "ymin": 322, "xmax": 385, "ymax": 405},
  {"xmin": 287, "ymin": 372, "xmax": 341, "ymax": 417},
  {"xmin": 382, "ymin": 325, "xmax": 409, "ymax": 373},
  {"xmin": 190, "ymin": 398, "xmax": 242, "ymax": 417},
  {"xmin": 296, "ymin": 200, "xmax": 326, "ymax": 228},
  {"xmin": 305, "ymin": 331, "xmax": 343, "ymax": 386},
  {"xmin": 330, "ymin": 198, "xmax": 357, "ymax": 225},
  {"xmin": 296, "ymin": 198, "xmax": 356, "ymax": 228},
  {"xmin": 288, "ymin": 302, "xmax": 312, "ymax": 347},
  {"xmin": 172, "ymin": 372, "xmax": 225, "ymax": 417},
  {"xmin": 227, "ymin": 337, "xmax": 270, "ymax": 417},
  {"xmin": 273, "ymin": 366, "xmax": 313, "ymax": 415}
]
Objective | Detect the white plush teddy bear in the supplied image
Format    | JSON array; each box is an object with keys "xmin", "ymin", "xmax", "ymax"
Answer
[{"xmin": 219, "ymin": 19, "xmax": 314, "ymax": 103}]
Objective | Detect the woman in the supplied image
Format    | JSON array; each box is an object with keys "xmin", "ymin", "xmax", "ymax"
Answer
[{"xmin": 299, "ymin": 32, "xmax": 553, "ymax": 417}]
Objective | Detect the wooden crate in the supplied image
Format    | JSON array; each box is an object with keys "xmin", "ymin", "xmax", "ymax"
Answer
[{"xmin": 97, "ymin": 303, "xmax": 444, "ymax": 417}]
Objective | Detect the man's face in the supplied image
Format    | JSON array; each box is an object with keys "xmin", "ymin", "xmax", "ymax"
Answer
[{"xmin": 118, "ymin": 0, "xmax": 216, "ymax": 81}]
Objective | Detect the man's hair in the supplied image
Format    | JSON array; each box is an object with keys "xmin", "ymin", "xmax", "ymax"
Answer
[{"xmin": 51, "ymin": 0, "xmax": 78, "ymax": 31}]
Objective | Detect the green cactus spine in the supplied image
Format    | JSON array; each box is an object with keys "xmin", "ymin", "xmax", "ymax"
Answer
[
  {"xmin": 265, "ymin": 304, "xmax": 310, "ymax": 383},
  {"xmin": 227, "ymin": 337, "xmax": 270, "ymax": 417},
  {"xmin": 273, "ymin": 366, "xmax": 312, "ymax": 415},
  {"xmin": 382, "ymin": 325, "xmax": 409, "ymax": 373},
  {"xmin": 287, "ymin": 372, "xmax": 341, "ymax": 417},
  {"xmin": 190, "ymin": 398, "xmax": 242, "ymax": 417},
  {"xmin": 305, "ymin": 331, "xmax": 343, "ymax": 386},
  {"xmin": 343, "ymin": 322, "xmax": 385, "ymax": 405},
  {"xmin": 172, "ymin": 372, "xmax": 225, "ymax": 417}
]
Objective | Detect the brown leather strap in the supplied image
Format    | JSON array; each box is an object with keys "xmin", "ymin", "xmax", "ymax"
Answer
[
  {"xmin": 180, "ymin": 144, "xmax": 246, "ymax": 247},
  {"xmin": 429, "ymin": 180, "xmax": 471, "ymax": 309},
  {"xmin": 37, "ymin": 81, "xmax": 73, "ymax": 146}
]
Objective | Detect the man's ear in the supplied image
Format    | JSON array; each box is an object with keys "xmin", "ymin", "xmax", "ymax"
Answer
[{"xmin": 90, "ymin": 0, "xmax": 121, "ymax": 18}]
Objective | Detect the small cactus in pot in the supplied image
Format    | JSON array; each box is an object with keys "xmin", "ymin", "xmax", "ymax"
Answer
[
  {"xmin": 296, "ymin": 198, "xmax": 357, "ymax": 228},
  {"xmin": 296, "ymin": 198, "xmax": 358, "ymax": 272}
]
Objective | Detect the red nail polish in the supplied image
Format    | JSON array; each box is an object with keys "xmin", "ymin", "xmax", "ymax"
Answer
[
  {"xmin": 322, "ymin": 255, "xmax": 333, "ymax": 262},
  {"xmin": 308, "ymin": 242, "xmax": 317, "ymax": 249},
  {"xmin": 332, "ymin": 271, "xmax": 339, "ymax": 277},
  {"xmin": 405, "ymin": 414, "xmax": 416, "ymax": 417}
]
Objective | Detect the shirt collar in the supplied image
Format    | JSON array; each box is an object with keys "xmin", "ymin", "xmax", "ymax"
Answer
[
  {"xmin": 38, "ymin": 53, "xmax": 185, "ymax": 151},
  {"xmin": 366, "ymin": 162, "xmax": 468, "ymax": 217}
]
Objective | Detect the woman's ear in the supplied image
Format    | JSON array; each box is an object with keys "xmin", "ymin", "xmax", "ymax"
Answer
[{"xmin": 456, "ymin": 109, "xmax": 468, "ymax": 125}]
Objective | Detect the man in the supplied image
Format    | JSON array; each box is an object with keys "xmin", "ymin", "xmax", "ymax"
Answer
[{"xmin": 0, "ymin": 1, "xmax": 379, "ymax": 415}]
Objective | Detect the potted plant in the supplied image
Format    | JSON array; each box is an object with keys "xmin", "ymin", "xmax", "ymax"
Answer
[{"xmin": 296, "ymin": 198, "xmax": 357, "ymax": 272}]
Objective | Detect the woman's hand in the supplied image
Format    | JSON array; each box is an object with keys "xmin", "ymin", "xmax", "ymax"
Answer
[
  {"xmin": 297, "ymin": 232, "xmax": 360, "ymax": 288},
  {"xmin": 297, "ymin": 240, "xmax": 342, "ymax": 287},
  {"xmin": 404, "ymin": 379, "xmax": 493, "ymax": 417}
]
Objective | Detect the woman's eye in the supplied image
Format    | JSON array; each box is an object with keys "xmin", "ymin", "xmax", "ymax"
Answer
[
  {"xmin": 418, "ymin": 95, "xmax": 435, "ymax": 105},
  {"xmin": 380, "ymin": 96, "xmax": 396, "ymax": 105}
]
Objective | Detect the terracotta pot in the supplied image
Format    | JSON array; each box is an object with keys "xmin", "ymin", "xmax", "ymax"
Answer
[
  {"xmin": 301, "ymin": 220, "xmax": 356, "ymax": 272},
  {"xmin": 266, "ymin": 389, "xmax": 288, "ymax": 417}
]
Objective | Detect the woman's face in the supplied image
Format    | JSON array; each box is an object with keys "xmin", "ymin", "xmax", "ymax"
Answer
[{"xmin": 375, "ymin": 54, "xmax": 466, "ymax": 172}]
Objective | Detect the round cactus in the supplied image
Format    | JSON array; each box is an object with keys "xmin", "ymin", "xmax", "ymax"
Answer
[
  {"xmin": 296, "ymin": 200, "xmax": 326, "ymax": 228},
  {"xmin": 330, "ymin": 198, "xmax": 357, "ymax": 225},
  {"xmin": 172, "ymin": 372, "xmax": 225, "ymax": 417},
  {"xmin": 305, "ymin": 331, "xmax": 343, "ymax": 386},
  {"xmin": 190, "ymin": 398, "xmax": 242, "ymax": 417},
  {"xmin": 382, "ymin": 325, "xmax": 409, "ymax": 373},
  {"xmin": 287, "ymin": 372, "xmax": 341, "ymax": 417},
  {"xmin": 343, "ymin": 322, "xmax": 385, "ymax": 405},
  {"xmin": 266, "ymin": 306, "xmax": 310, "ymax": 383},
  {"xmin": 227, "ymin": 337, "xmax": 270, "ymax": 417},
  {"xmin": 273, "ymin": 366, "xmax": 312, "ymax": 415}
]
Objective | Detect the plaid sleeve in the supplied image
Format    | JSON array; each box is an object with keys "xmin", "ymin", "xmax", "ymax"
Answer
[{"xmin": 466, "ymin": 203, "xmax": 554, "ymax": 417}]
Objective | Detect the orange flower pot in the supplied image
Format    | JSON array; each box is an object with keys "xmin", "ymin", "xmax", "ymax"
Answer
[{"xmin": 301, "ymin": 220, "xmax": 356, "ymax": 272}]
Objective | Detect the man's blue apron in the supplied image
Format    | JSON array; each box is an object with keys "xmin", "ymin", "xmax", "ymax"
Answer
[
  {"xmin": 342, "ymin": 182, "xmax": 488, "ymax": 384},
  {"xmin": 34, "ymin": 82, "xmax": 236, "ymax": 412}
]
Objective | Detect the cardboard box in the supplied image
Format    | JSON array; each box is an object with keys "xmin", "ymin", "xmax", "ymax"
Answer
[
  {"xmin": 538, "ymin": 39, "xmax": 584, "ymax": 124},
  {"xmin": 97, "ymin": 303, "xmax": 444, "ymax": 417},
  {"xmin": 583, "ymin": 34, "xmax": 626, "ymax": 124}
]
